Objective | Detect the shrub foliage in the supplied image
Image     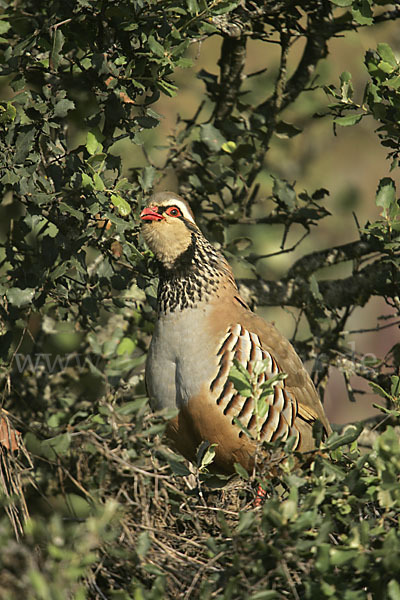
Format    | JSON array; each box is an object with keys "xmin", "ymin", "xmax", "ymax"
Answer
[{"xmin": 0, "ymin": 1, "xmax": 399, "ymax": 598}]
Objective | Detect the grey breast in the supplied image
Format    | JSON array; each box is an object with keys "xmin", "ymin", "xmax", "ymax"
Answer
[{"xmin": 146, "ymin": 304, "xmax": 220, "ymax": 411}]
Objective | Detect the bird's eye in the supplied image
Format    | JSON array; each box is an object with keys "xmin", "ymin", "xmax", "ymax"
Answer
[{"xmin": 165, "ymin": 206, "xmax": 182, "ymax": 217}]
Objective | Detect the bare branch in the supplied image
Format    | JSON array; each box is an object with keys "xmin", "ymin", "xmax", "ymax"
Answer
[
  {"xmin": 281, "ymin": 11, "xmax": 330, "ymax": 110},
  {"xmin": 253, "ymin": 9, "xmax": 330, "ymax": 121},
  {"xmin": 214, "ymin": 35, "xmax": 247, "ymax": 127},
  {"xmin": 287, "ymin": 237, "xmax": 383, "ymax": 278},
  {"xmin": 238, "ymin": 258, "xmax": 397, "ymax": 309}
]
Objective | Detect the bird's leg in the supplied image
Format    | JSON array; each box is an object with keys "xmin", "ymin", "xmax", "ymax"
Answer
[{"xmin": 254, "ymin": 483, "xmax": 267, "ymax": 508}]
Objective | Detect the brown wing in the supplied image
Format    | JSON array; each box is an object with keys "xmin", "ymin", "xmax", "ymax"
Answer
[{"xmin": 235, "ymin": 302, "xmax": 332, "ymax": 440}]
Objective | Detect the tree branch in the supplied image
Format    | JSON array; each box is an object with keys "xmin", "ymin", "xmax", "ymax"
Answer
[
  {"xmin": 287, "ymin": 237, "xmax": 383, "ymax": 278},
  {"xmin": 281, "ymin": 10, "xmax": 330, "ymax": 110},
  {"xmin": 214, "ymin": 35, "xmax": 247, "ymax": 127},
  {"xmin": 238, "ymin": 258, "xmax": 397, "ymax": 309},
  {"xmin": 253, "ymin": 9, "xmax": 330, "ymax": 121}
]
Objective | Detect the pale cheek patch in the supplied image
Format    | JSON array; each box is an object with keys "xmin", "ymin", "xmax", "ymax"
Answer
[{"xmin": 142, "ymin": 221, "xmax": 192, "ymax": 267}]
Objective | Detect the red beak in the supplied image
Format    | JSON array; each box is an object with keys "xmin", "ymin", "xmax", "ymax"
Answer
[{"xmin": 140, "ymin": 206, "xmax": 165, "ymax": 222}]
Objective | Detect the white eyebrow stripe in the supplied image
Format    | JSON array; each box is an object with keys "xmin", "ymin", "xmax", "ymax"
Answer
[{"xmin": 164, "ymin": 199, "xmax": 195, "ymax": 223}]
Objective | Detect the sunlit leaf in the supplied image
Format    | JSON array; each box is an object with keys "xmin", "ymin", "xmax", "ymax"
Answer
[
  {"xmin": 6, "ymin": 287, "xmax": 35, "ymax": 307},
  {"xmin": 334, "ymin": 113, "xmax": 363, "ymax": 126},
  {"xmin": 111, "ymin": 194, "xmax": 131, "ymax": 216}
]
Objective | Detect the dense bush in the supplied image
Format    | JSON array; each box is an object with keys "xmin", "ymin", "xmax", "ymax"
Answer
[{"xmin": 0, "ymin": 1, "xmax": 399, "ymax": 598}]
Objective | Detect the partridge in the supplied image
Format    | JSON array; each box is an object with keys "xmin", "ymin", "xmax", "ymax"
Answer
[{"xmin": 140, "ymin": 192, "xmax": 331, "ymax": 474}]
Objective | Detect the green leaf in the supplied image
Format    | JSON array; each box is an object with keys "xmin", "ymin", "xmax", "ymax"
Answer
[
  {"xmin": 260, "ymin": 373, "xmax": 287, "ymax": 395},
  {"xmin": 221, "ymin": 141, "xmax": 237, "ymax": 153},
  {"xmin": 231, "ymin": 358, "xmax": 251, "ymax": 380},
  {"xmin": 86, "ymin": 130, "xmax": 104, "ymax": 155},
  {"xmin": 115, "ymin": 177, "xmax": 131, "ymax": 191},
  {"xmin": 376, "ymin": 177, "xmax": 396, "ymax": 213},
  {"xmin": 50, "ymin": 28, "xmax": 65, "ymax": 69},
  {"xmin": 29, "ymin": 571, "xmax": 49, "ymax": 597},
  {"xmin": 284, "ymin": 434, "xmax": 298, "ymax": 453},
  {"xmin": 42, "ymin": 432, "xmax": 71, "ymax": 458},
  {"xmin": 176, "ymin": 57, "xmax": 194, "ymax": 69},
  {"xmin": 117, "ymin": 398, "xmax": 148, "ymax": 415},
  {"xmin": 252, "ymin": 359, "xmax": 269, "ymax": 377},
  {"xmin": 136, "ymin": 532, "xmax": 151, "ymax": 560},
  {"xmin": 200, "ymin": 123, "xmax": 226, "ymax": 152},
  {"xmin": 187, "ymin": 0, "xmax": 199, "ymax": 14},
  {"xmin": 391, "ymin": 376, "xmax": 400, "ymax": 398},
  {"xmin": 369, "ymin": 381, "xmax": 391, "ymax": 400},
  {"xmin": 148, "ymin": 35, "xmax": 165, "ymax": 58},
  {"xmin": 334, "ymin": 113, "xmax": 363, "ymax": 126},
  {"xmin": 197, "ymin": 442, "xmax": 217, "ymax": 471},
  {"xmin": 378, "ymin": 61, "xmax": 396, "ymax": 75},
  {"xmin": 167, "ymin": 458, "xmax": 191, "ymax": 477},
  {"xmin": 256, "ymin": 395, "xmax": 270, "ymax": 420},
  {"xmin": 0, "ymin": 101, "xmax": 16, "ymax": 124},
  {"xmin": 170, "ymin": 40, "xmax": 189, "ymax": 58},
  {"xmin": 0, "ymin": 19, "xmax": 11, "ymax": 35},
  {"xmin": 59, "ymin": 202, "xmax": 84, "ymax": 220},
  {"xmin": 111, "ymin": 194, "xmax": 131, "ymax": 217},
  {"xmin": 330, "ymin": 0, "xmax": 353, "ymax": 5},
  {"xmin": 340, "ymin": 71, "xmax": 353, "ymax": 102},
  {"xmin": 62, "ymin": 493, "xmax": 92, "ymax": 519},
  {"xmin": 275, "ymin": 121, "xmax": 302, "ymax": 138},
  {"xmin": 233, "ymin": 417, "xmax": 253, "ymax": 439},
  {"xmin": 330, "ymin": 547, "xmax": 359, "ymax": 566},
  {"xmin": 213, "ymin": 1, "xmax": 241, "ymax": 16},
  {"xmin": 136, "ymin": 115, "xmax": 159, "ymax": 129},
  {"xmin": 138, "ymin": 166, "xmax": 156, "ymax": 192},
  {"xmin": 234, "ymin": 462, "xmax": 249, "ymax": 480},
  {"xmin": 6, "ymin": 287, "xmax": 35, "ymax": 307},
  {"xmin": 117, "ymin": 337, "xmax": 136, "ymax": 355},
  {"xmin": 272, "ymin": 177, "xmax": 296, "ymax": 209},
  {"xmin": 385, "ymin": 76, "xmax": 400, "ymax": 90},
  {"xmin": 352, "ymin": 1, "xmax": 373, "ymax": 26},
  {"xmin": 93, "ymin": 173, "xmax": 105, "ymax": 191},
  {"xmin": 81, "ymin": 173, "xmax": 94, "ymax": 189},
  {"xmin": 372, "ymin": 403, "xmax": 400, "ymax": 418},
  {"xmin": 250, "ymin": 591, "xmax": 281, "ymax": 600},
  {"xmin": 229, "ymin": 375, "xmax": 252, "ymax": 397},
  {"xmin": 87, "ymin": 153, "xmax": 107, "ymax": 171},
  {"xmin": 324, "ymin": 423, "xmax": 363, "ymax": 451},
  {"xmin": 51, "ymin": 262, "xmax": 69, "ymax": 280},
  {"xmin": 142, "ymin": 564, "xmax": 165, "ymax": 576},
  {"xmin": 157, "ymin": 78, "xmax": 178, "ymax": 97},
  {"xmin": 54, "ymin": 98, "xmax": 75, "ymax": 117},
  {"xmin": 377, "ymin": 43, "xmax": 398, "ymax": 68},
  {"xmin": 388, "ymin": 579, "xmax": 400, "ymax": 600},
  {"xmin": 14, "ymin": 128, "xmax": 35, "ymax": 163},
  {"xmin": 229, "ymin": 363, "xmax": 252, "ymax": 397}
]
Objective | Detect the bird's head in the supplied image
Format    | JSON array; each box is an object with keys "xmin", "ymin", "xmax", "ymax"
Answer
[{"xmin": 140, "ymin": 192, "xmax": 199, "ymax": 269}]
